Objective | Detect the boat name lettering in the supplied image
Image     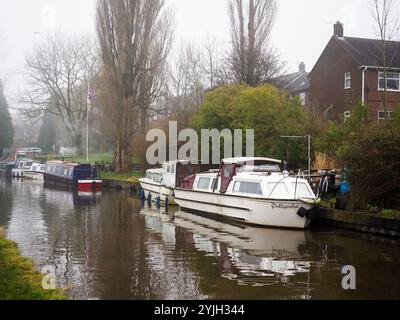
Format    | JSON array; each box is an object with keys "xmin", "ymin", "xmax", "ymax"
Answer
[{"xmin": 271, "ymin": 202, "xmax": 300, "ymax": 210}]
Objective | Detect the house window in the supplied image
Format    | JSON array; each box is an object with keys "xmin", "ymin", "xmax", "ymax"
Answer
[
  {"xmin": 378, "ymin": 110, "xmax": 394, "ymax": 121},
  {"xmin": 299, "ymin": 92, "xmax": 306, "ymax": 106},
  {"xmin": 378, "ymin": 72, "xmax": 400, "ymax": 91},
  {"xmin": 344, "ymin": 73, "xmax": 351, "ymax": 89}
]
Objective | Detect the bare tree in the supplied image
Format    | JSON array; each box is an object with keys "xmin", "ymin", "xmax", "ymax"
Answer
[
  {"xmin": 167, "ymin": 43, "xmax": 206, "ymax": 120},
  {"xmin": 202, "ymin": 36, "xmax": 230, "ymax": 88},
  {"xmin": 371, "ymin": 0, "xmax": 400, "ymax": 113},
  {"xmin": 20, "ymin": 33, "xmax": 98, "ymax": 154},
  {"xmin": 228, "ymin": 0, "xmax": 284, "ymax": 86},
  {"xmin": 96, "ymin": 0, "xmax": 173, "ymax": 172},
  {"xmin": 13, "ymin": 115, "xmax": 40, "ymax": 147}
]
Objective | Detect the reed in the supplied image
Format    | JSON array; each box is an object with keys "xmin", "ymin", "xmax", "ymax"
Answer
[{"xmin": 313, "ymin": 152, "xmax": 338, "ymax": 170}]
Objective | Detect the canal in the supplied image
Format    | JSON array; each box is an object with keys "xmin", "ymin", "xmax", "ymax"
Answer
[{"xmin": 0, "ymin": 178, "xmax": 399, "ymax": 300}]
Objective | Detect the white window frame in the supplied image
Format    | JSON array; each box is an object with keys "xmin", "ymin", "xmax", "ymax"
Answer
[
  {"xmin": 377, "ymin": 110, "xmax": 394, "ymax": 121},
  {"xmin": 233, "ymin": 180, "xmax": 263, "ymax": 196},
  {"xmin": 196, "ymin": 177, "xmax": 211, "ymax": 190},
  {"xmin": 378, "ymin": 71, "xmax": 400, "ymax": 92},
  {"xmin": 344, "ymin": 72, "xmax": 351, "ymax": 89}
]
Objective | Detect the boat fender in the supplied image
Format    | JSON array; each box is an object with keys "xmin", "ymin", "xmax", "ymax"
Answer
[
  {"xmin": 297, "ymin": 206, "xmax": 322, "ymax": 219},
  {"xmin": 139, "ymin": 188, "xmax": 145, "ymax": 200},
  {"xmin": 297, "ymin": 207, "xmax": 308, "ymax": 218},
  {"xmin": 165, "ymin": 196, "xmax": 169, "ymax": 208},
  {"xmin": 172, "ymin": 190, "xmax": 175, "ymax": 198},
  {"xmin": 156, "ymin": 195, "xmax": 161, "ymax": 209},
  {"xmin": 147, "ymin": 193, "xmax": 152, "ymax": 207}
]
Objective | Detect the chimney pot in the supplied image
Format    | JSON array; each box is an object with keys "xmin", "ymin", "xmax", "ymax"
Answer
[
  {"xmin": 334, "ymin": 21, "xmax": 344, "ymax": 37},
  {"xmin": 299, "ymin": 62, "xmax": 306, "ymax": 72}
]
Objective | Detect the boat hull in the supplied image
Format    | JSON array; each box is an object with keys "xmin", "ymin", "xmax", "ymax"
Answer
[
  {"xmin": 139, "ymin": 180, "xmax": 176, "ymax": 205},
  {"xmin": 44, "ymin": 174, "xmax": 102, "ymax": 189},
  {"xmin": 173, "ymin": 189, "xmax": 312, "ymax": 229},
  {"xmin": 11, "ymin": 169, "xmax": 28, "ymax": 178},
  {"xmin": 24, "ymin": 171, "xmax": 44, "ymax": 181},
  {"xmin": 44, "ymin": 172, "xmax": 74, "ymax": 185}
]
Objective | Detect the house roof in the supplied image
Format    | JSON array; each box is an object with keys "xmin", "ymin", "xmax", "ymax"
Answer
[
  {"xmin": 335, "ymin": 36, "xmax": 400, "ymax": 68},
  {"xmin": 273, "ymin": 70, "xmax": 309, "ymax": 94}
]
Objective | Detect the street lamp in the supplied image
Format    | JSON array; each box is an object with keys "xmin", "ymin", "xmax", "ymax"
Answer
[{"xmin": 280, "ymin": 135, "xmax": 312, "ymax": 179}]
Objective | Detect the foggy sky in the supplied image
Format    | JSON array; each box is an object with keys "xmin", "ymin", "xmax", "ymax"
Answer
[{"xmin": 1, "ymin": 0, "xmax": 399, "ymax": 108}]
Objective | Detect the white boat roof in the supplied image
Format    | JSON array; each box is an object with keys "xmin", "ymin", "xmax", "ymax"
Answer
[
  {"xmin": 146, "ymin": 168, "xmax": 164, "ymax": 174},
  {"xmin": 222, "ymin": 157, "xmax": 282, "ymax": 164}
]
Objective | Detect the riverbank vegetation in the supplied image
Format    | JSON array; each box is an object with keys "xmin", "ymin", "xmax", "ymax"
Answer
[
  {"xmin": 0, "ymin": 228, "xmax": 67, "ymax": 300},
  {"xmin": 101, "ymin": 171, "xmax": 142, "ymax": 184}
]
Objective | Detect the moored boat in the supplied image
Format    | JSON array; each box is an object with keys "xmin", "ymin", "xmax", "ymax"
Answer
[
  {"xmin": 24, "ymin": 162, "xmax": 46, "ymax": 181},
  {"xmin": 12, "ymin": 159, "xmax": 34, "ymax": 178},
  {"xmin": 44, "ymin": 161, "xmax": 102, "ymax": 189},
  {"xmin": 139, "ymin": 160, "xmax": 215, "ymax": 206},
  {"xmin": 173, "ymin": 157, "xmax": 320, "ymax": 230}
]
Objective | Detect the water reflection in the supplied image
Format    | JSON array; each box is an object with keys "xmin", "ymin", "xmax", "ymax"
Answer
[
  {"xmin": 0, "ymin": 179, "xmax": 399, "ymax": 300},
  {"xmin": 140, "ymin": 207, "xmax": 314, "ymax": 299}
]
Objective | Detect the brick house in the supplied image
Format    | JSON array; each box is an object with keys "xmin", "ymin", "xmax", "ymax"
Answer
[
  {"xmin": 309, "ymin": 22, "xmax": 400, "ymax": 121},
  {"xmin": 273, "ymin": 62, "xmax": 309, "ymax": 106}
]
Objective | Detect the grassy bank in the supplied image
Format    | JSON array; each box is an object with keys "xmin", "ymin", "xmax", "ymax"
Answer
[
  {"xmin": 101, "ymin": 171, "xmax": 143, "ymax": 184},
  {"xmin": 0, "ymin": 228, "xmax": 67, "ymax": 300}
]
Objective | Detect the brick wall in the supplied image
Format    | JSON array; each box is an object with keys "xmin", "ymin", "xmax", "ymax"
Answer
[{"xmin": 309, "ymin": 37, "xmax": 362, "ymax": 121}]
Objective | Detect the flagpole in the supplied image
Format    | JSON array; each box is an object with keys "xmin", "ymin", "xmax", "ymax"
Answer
[{"xmin": 86, "ymin": 86, "xmax": 89, "ymax": 162}]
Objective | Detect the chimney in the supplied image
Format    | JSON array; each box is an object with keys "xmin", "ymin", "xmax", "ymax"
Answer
[
  {"xmin": 299, "ymin": 62, "xmax": 306, "ymax": 72},
  {"xmin": 334, "ymin": 21, "xmax": 344, "ymax": 37}
]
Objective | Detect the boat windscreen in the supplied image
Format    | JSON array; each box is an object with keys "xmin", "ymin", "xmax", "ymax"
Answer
[
  {"xmin": 239, "ymin": 164, "xmax": 281, "ymax": 172},
  {"xmin": 75, "ymin": 168, "xmax": 99, "ymax": 179}
]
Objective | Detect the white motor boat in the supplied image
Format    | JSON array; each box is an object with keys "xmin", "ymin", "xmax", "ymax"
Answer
[
  {"xmin": 173, "ymin": 157, "xmax": 320, "ymax": 230},
  {"xmin": 139, "ymin": 160, "xmax": 214, "ymax": 206},
  {"xmin": 11, "ymin": 159, "xmax": 34, "ymax": 178},
  {"xmin": 24, "ymin": 162, "xmax": 46, "ymax": 181}
]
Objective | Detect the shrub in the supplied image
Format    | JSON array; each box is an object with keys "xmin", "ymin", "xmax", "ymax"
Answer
[{"xmin": 343, "ymin": 122, "xmax": 400, "ymax": 210}]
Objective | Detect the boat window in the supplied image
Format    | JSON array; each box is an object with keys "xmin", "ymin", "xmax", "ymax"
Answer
[
  {"xmin": 64, "ymin": 169, "xmax": 68, "ymax": 176},
  {"xmin": 233, "ymin": 181, "xmax": 262, "ymax": 195},
  {"xmin": 267, "ymin": 182, "xmax": 289, "ymax": 198},
  {"xmin": 197, "ymin": 177, "xmax": 211, "ymax": 190},
  {"xmin": 292, "ymin": 182, "xmax": 312, "ymax": 197},
  {"xmin": 153, "ymin": 174, "xmax": 163, "ymax": 183},
  {"xmin": 75, "ymin": 168, "xmax": 94, "ymax": 180}
]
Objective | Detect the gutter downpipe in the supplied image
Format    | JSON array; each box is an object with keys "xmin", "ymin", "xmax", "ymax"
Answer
[{"xmin": 361, "ymin": 66, "xmax": 368, "ymax": 105}]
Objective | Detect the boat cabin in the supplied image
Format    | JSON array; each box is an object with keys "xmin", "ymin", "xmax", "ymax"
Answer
[
  {"xmin": 190, "ymin": 171, "xmax": 315, "ymax": 200},
  {"xmin": 45, "ymin": 161, "xmax": 101, "ymax": 184},
  {"xmin": 145, "ymin": 160, "xmax": 216, "ymax": 188}
]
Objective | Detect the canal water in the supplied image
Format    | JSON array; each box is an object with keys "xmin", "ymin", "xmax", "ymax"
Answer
[{"xmin": 0, "ymin": 178, "xmax": 399, "ymax": 300}]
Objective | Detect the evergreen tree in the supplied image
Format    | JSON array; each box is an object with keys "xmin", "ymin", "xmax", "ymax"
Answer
[
  {"xmin": 0, "ymin": 81, "xmax": 14, "ymax": 158},
  {"xmin": 37, "ymin": 111, "xmax": 57, "ymax": 153}
]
